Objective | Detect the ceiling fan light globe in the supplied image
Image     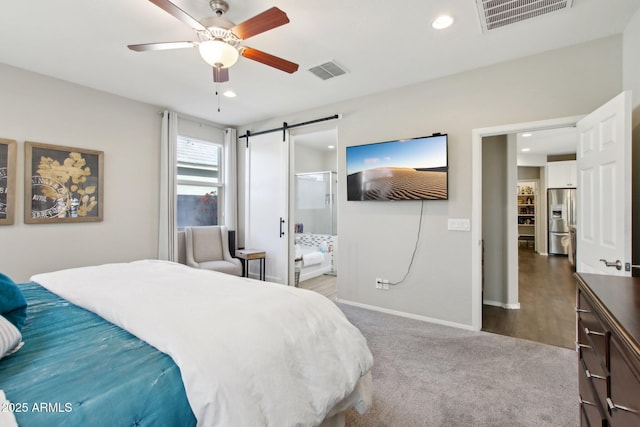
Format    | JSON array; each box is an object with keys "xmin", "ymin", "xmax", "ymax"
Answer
[{"xmin": 199, "ymin": 40, "xmax": 239, "ymax": 68}]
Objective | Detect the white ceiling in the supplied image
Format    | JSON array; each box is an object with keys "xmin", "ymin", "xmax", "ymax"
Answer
[
  {"xmin": 0, "ymin": 0, "xmax": 637, "ymax": 127},
  {"xmin": 516, "ymin": 126, "xmax": 578, "ymax": 156}
]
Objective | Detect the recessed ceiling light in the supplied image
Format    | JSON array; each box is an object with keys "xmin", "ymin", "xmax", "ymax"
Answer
[
  {"xmin": 522, "ymin": 147, "xmax": 531, "ymax": 152},
  {"xmin": 223, "ymin": 90, "xmax": 236, "ymax": 98},
  {"xmin": 432, "ymin": 15, "xmax": 454, "ymax": 30},
  {"xmin": 328, "ymin": 145, "xmax": 335, "ymax": 149},
  {"xmin": 522, "ymin": 133, "xmax": 532, "ymax": 137}
]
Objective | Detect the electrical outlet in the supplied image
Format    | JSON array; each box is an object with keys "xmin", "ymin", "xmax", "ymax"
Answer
[{"xmin": 376, "ymin": 278, "xmax": 391, "ymax": 290}]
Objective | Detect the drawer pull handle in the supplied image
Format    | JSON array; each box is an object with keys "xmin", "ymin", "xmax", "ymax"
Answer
[
  {"xmin": 580, "ymin": 397, "xmax": 597, "ymax": 407},
  {"xmin": 576, "ymin": 308, "xmax": 591, "ymax": 314},
  {"xmin": 607, "ymin": 398, "xmax": 639, "ymax": 414},
  {"xmin": 585, "ymin": 370, "xmax": 606, "ymax": 381},
  {"xmin": 576, "ymin": 343, "xmax": 592, "ymax": 350},
  {"xmin": 585, "ymin": 327, "xmax": 605, "ymax": 337}
]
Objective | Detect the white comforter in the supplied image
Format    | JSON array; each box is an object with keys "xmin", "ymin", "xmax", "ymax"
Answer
[{"xmin": 31, "ymin": 260, "xmax": 373, "ymax": 427}]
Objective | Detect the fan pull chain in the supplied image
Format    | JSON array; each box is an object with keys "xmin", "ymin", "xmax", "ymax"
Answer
[{"xmin": 215, "ymin": 84, "xmax": 221, "ymax": 112}]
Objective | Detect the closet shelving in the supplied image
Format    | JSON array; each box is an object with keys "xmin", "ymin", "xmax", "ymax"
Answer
[{"xmin": 517, "ymin": 183, "xmax": 536, "ymax": 247}]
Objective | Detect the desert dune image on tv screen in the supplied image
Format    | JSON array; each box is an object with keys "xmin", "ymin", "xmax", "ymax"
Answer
[{"xmin": 346, "ymin": 135, "xmax": 448, "ymax": 201}]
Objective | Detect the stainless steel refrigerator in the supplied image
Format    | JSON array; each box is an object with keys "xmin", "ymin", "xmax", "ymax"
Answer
[{"xmin": 548, "ymin": 188, "xmax": 576, "ymax": 255}]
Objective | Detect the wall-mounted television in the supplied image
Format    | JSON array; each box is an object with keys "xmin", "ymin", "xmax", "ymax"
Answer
[{"xmin": 346, "ymin": 134, "xmax": 448, "ymax": 201}]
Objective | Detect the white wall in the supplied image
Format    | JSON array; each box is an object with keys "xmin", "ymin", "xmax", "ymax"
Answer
[
  {"xmin": 517, "ymin": 154, "xmax": 547, "ymax": 167},
  {"xmin": 292, "ymin": 130, "xmax": 338, "ymax": 174},
  {"xmin": 238, "ymin": 36, "xmax": 622, "ymax": 328},
  {"xmin": 0, "ymin": 64, "xmax": 162, "ymax": 282},
  {"xmin": 294, "ymin": 144, "xmax": 329, "ymax": 173}
]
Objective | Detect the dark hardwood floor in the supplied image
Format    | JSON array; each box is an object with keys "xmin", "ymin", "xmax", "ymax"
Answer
[{"xmin": 482, "ymin": 246, "xmax": 576, "ymax": 349}]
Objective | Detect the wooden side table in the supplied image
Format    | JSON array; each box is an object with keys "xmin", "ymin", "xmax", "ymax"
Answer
[{"xmin": 235, "ymin": 249, "xmax": 266, "ymax": 281}]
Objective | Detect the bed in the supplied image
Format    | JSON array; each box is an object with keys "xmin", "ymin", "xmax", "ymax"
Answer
[{"xmin": 0, "ymin": 260, "xmax": 373, "ymax": 427}]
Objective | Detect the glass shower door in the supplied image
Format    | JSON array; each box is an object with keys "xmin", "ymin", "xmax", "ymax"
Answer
[{"xmin": 294, "ymin": 171, "xmax": 336, "ymax": 235}]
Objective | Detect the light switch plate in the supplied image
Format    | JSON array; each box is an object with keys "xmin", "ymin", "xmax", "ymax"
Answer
[{"xmin": 448, "ymin": 218, "xmax": 471, "ymax": 231}]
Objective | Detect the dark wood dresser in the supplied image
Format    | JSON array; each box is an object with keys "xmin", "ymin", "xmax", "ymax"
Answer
[{"xmin": 575, "ymin": 273, "xmax": 640, "ymax": 426}]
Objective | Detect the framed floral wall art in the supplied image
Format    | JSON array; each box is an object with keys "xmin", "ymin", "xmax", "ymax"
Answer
[
  {"xmin": 0, "ymin": 138, "xmax": 17, "ymax": 225},
  {"xmin": 25, "ymin": 142, "xmax": 104, "ymax": 223}
]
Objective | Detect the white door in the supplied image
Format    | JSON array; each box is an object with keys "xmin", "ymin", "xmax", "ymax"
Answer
[
  {"xmin": 245, "ymin": 131, "xmax": 289, "ymax": 284},
  {"xmin": 576, "ymin": 91, "xmax": 632, "ymax": 276}
]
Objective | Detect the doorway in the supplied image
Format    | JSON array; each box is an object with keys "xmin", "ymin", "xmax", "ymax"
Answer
[
  {"xmin": 473, "ymin": 92, "xmax": 632, "ymax": 338},
  {"xmin": 481, "ymin": 129, "xmax": 578, "ymax": 348},
  {"xmin": 482, "ymin": 127, "xmax": 578, "ymax": 348},
  {"xmin": 290, "ymin": 128, "xmax": 338, "ymax": 296},
  {"xmin": 243, "ymin": 123, "xmax": 340, "ymax": 288},
  {"xmin": 470, "ymin": 114, "xmax": 584, "ymax": 332}
]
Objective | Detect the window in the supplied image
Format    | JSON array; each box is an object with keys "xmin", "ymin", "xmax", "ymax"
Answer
[{"xmin": 176, "ymin": 136, "xmax": 223, "ymax": 227}]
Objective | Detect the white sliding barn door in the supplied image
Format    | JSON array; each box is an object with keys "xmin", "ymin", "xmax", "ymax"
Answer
[
  {"xmin": 245, "ymin": 131, "xmax": 289, "ymax": 284},
  {"xmin": 576, "ymin": 91, "xmax": 631, "ymax": 276}
]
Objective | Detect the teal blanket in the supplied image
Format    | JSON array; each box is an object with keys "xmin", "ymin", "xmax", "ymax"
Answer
[{"xmin": 0, "ymin": 282, "xmax": 196, "ymax": 427}]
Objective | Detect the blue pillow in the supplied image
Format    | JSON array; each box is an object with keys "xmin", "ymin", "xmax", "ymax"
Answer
[{"xmin": 0, "ymin": 273, "xmax": 27, "ymax": 332}]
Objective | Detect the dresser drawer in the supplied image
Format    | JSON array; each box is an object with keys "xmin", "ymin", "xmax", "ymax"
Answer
[
  {"xmin": 608, "ymin": 336, "xmax": 640, "ymax": 427},
  {"xmin": 579, "ymin": 358, "xmax": 607, "ymax": 427},
  {"xmin": 581, "ymin": 401, "xmax": 608, "ymax": 427},
  {"xmin": 575, "ymin": 274, "xmax": 640, "ymax": 427},
  {"xmin": 578, "ymin": 321, "xmax": 608, "ymax": 399},
  {"xmin": 578, "ymin": 319, "xmax": 608, "ymax": 377},
  {"xmin": 578, "ymin": 291, "xmax": 609, "ymax": 362}
]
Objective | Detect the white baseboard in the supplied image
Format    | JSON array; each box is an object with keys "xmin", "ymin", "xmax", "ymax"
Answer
[
  {"xmin": 483, "ymin": 299, "xmax": 521, "ymax": 309},
  {"xmin": 337, "ymin": 299, "xmax": 476, "ymax": 331}
]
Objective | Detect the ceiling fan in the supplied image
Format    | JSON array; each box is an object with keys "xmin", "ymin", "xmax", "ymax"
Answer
[{"xmin": 128, "ymin": 0, "xmax": 299, "ymax": 83}]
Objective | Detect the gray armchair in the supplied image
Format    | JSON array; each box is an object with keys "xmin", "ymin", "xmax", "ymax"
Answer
[{"xmin": 184, "ymin": 226, "xmax": 242, "ymax": 276}]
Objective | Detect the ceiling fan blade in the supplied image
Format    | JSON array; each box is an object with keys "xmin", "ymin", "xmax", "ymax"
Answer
[
  {"xmin": 213, "ymin": 67, "xmax": 229, "ymax": 83},
  {"xmin": 147, "ymin": 0, "xmax": 207, "ymax": 31},
  {"xmin": 231, "ymin": 7, "xmax": 289, "ymax": 40},
  {"xmin": 242, "ymin": 47, "xmax": 299, "ymax": 74},
  {"xmin": 128, "ymin": 41, "xmax": 197, "ymax": 52}
]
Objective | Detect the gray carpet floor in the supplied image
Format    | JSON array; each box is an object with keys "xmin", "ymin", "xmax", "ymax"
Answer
[{"xmin": 340, "ymin": 303, "xmax": 578, "ymax": 427}]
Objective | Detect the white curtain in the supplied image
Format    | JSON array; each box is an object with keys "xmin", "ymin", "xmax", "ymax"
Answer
[
  {"xmin": 158, "ymin": 111, "xmax": 178, "ymax": 261},
  {"xmin": 223, "ymin": 127, "xmax": 238, "ymax": 233}
]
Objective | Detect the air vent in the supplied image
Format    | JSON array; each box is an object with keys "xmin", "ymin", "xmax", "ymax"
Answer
[
  {"xmin": 475, "ymin": 0, "xmax": 574, "ymax": 32},
  {"xmin": 308, "ymin": 61, "xmax": 347, "ymax": 80}
]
